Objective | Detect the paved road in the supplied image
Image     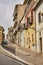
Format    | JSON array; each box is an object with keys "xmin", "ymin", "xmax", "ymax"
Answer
[{"xmin": 0, "ymin": 54, "xmax": 26, "ymax": 65}]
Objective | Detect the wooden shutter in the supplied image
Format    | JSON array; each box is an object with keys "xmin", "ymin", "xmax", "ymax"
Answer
[
  {"xmin": 27, "ymin": 17, "xmax": 30, "ymax": 27},
  {"xmin": 31, "ymin": 10, "xmax": 33, "ymax": 22},
  {"xmin": 38, "ymin": 12, "xmax": 41, "ymax": 23}
]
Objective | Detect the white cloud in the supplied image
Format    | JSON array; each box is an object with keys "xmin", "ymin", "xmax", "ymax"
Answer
[{"xmin": 0, "ymin": 3, "xmax": 3, "ymax": 7}]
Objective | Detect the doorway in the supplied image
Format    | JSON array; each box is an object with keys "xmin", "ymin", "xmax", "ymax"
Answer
[{"xmin": 39, "ymin": 38, "xmax": 42, "ymax": 53}]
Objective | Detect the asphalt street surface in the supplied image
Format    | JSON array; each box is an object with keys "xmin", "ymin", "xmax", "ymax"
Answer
[{"xmin": 0, "ymin": 54, "xmax": 27, "ymax": 65}]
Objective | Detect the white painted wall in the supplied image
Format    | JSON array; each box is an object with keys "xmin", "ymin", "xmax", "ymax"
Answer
[
  {"xmin": 36, "ymin": 2, "xmax": 43, "ymax": 53},
  {"xmin": 36, "ymin": 2, "xmax": 43, "ymax": 31}
]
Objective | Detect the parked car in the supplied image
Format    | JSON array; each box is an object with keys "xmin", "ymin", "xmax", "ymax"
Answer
[{"xmin": 3, "ymin": 41, "xmax": 7, "ymax": 44}]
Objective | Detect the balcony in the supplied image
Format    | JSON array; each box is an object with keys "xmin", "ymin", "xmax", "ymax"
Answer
[
  {"xmin": 13, "ymin": 28, "xmax": 18, "ymax": 35},
  {"xmin": 20, "ymin": 23, "xmax": 28, "ymax": 31},
  {"xmin": 24, "ymin": 24, "xmax": 28, "ymax": 30},
  {"xmin": 13, "ymin": 21, "xmax": 18, "ymax": 28}
]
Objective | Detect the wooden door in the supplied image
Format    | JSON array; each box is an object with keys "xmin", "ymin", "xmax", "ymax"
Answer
[{"xmin": 39, "ymin": 38, "xmax": 42, "ymax": 53}]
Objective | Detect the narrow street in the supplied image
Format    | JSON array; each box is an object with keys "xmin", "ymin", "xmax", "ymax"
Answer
[
  {"xmin": 0, "ymin": 45, "xmax": 29, "ymax": 65},
  {"xmin": 0, "ymin": 54, "xmax": 26, "ymax": 65},
  {"xmin": 0, "ymin": 0, "xmax": 43, "ymax": 65},
  {"xmin": 1, "ymin": 42, "xmax": 43, "ymax": 65}
]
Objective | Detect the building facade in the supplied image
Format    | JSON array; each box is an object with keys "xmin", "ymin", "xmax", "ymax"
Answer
[
  {"xmin": 8, "ymin": 0, "xmax": 43, "ymax": 53},
  {"xmin": 24, "ymin": 0, "xmax": 38, "ymax": 51},
  {"xmin": 8, "ymin": 27, "xmax": 13, "ymax": 42},
  {"xmin": 12, "ymin": 0, "xmax": 38, "ymax": 51},
  {"xmin": 13, "ymin": 2, "xmax": 27, "ymax": 45},
  {"xmin": 0, "ymin": 26, "xmax": 4, "ymax": 44},
  {"xmin": 34, "ymin": 0, "xmax": 43, "ymax": 53}
]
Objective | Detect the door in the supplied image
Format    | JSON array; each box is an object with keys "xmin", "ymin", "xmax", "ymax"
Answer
[
  {"xmin": 27, "ymin": 37, "xmax": 30, "ymax": 48},
  {"xmin": 39, "ymin": 38, "xmax": 42, "ymax": 53}
]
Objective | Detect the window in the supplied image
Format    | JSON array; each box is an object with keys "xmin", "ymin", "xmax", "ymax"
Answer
[
  {"xmin": 21, "ymin": 24, "xmax": 25, "ymax": 30},
  {"xmin": 27, "ymin": 17, "xmax": 30, "ymax": 27},
  {"xmin": 27, "ymin": 37, "xmax": 30, "ymax": 44},
  {"xmin": 18, "ymin": 26, "xmax": 20, "ymax": 31},
  {"xmin": 27, "ymin": 37, "xmax": 30, "ymax": 48},
  {"xmin": 27, "ymin": 10, "xmax": 33, "ymax": 26},
  {"xmin": 24, "ymin": 24, "xmax": 25, "ymax": 28},
  {"xmin": 29, "ymin": 37, "xmax": 31, "ymax": 42},
  {"xmin": 38, "ymin": 11, "xmax": 41, "ymax": 23},
  {"xmin": 41, "ymin": 13, "xmax": 43, "ymax": 22},
  {"xmin": 32, "ymin": 34, "xmax": 34, "ymax": 42},
  {"xmin": 39, "ymin": 38, "xmax": 42, "ymax": 52},
  {"xmin": 39, "ymin": 32, "xmax": 41, "ymax": 36},
  {"xmin": 38, "ymin": 12, "xmax": 43, "ymax": 23},
  {"xmin": 15, "ymin": 13, "xmax": 18, "ymax": 16},
  {"xmin": 31, "ymin": 10, "xmax": 33, "ymax": 22}
]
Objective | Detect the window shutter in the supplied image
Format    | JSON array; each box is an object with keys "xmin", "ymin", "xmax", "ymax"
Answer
[
  {"xmin": 38, "ymin": 12, "xmax": 41, "ymax": 23},
  {"xmin": 27, "ymin": 17, "xmax": 30, "ymax": 27},
  {"xmin": 27, "ymin": 17, "xmax": 28, "ymax": 27},
  {"xmin": 41, "ymin": 13, "xmax": 43, "ymax": 22},
  {"xmin": 31, "ymin": 10, "xmax": 33, "ymax": 22}
]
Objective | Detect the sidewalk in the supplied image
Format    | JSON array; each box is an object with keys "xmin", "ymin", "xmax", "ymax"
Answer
[{"xmin": 2, "ymin": 41, "xmax": 43, "ymax": 65}]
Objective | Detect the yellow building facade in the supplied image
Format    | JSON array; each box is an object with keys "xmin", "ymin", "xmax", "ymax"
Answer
[
  {"xmin": 24, "ymin": 0, "xmax": 37, "ymax": 51},
  {"xmin": 25, "ymin": 19, "xmax": 36, "ymax": 51}
]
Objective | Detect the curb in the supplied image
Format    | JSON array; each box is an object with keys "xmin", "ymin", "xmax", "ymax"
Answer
[{"xmin": 0, "ymin": 45, "xmax": 34, "ymax": 65}]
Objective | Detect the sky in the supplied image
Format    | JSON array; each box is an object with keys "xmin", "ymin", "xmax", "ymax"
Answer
[{"xmin": 0, "ymin": 0, "xmax": 24, "ymax": 34}]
